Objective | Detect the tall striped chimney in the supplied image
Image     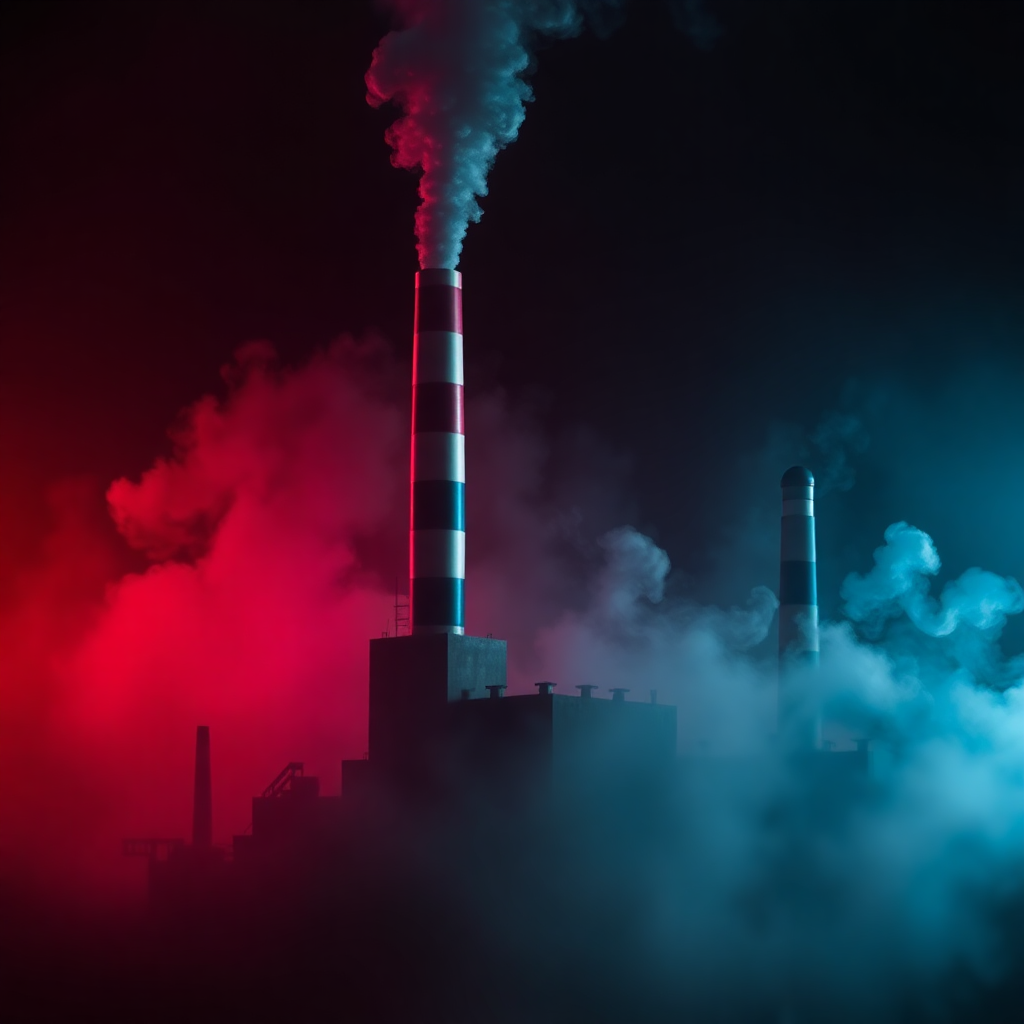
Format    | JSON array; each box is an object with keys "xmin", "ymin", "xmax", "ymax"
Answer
[
  {"xmin": 192, "ymin": 725, "xmax": 212, "ymax": 849},
  {"xmin": 410, "ymin": 269, "xmax": 465, "ymax": 634},
  {"xmin": 779, "ymin": 466, "xmax": 820, "ymax": 748}
]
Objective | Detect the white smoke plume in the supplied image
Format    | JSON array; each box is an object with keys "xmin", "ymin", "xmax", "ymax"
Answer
[{"xmin": 366, "ymin": 0, "xmax": 619, "ymax": 269}]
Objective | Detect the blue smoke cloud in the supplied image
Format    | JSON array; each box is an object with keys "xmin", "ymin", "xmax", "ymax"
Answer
[
  {"xmin": 842, "ymin": 520, "xmax": 1024, "ymax": 639},
  {"xmin": 522, "ymin": 516, "xmax": 1023, "ymax": 1019}
]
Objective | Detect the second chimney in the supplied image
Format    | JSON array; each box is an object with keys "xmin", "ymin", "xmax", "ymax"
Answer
[{"xmin": 192, "ymin": 725, "xmax": 212, "ymax": 849}]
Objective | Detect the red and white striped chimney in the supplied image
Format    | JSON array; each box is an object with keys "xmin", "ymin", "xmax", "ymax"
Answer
[{"xmin": 410, "ymin": 270, "xmax": 465, "ymax": 634}]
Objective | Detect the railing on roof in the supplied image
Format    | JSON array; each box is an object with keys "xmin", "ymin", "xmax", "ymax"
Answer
[
  {"xmin": 122, "ymin": 838, "xmax": 185, "ymax": 861},
  {"xmin": 261, "ymin": 761, "xmax": 304, "ymax": 799}
]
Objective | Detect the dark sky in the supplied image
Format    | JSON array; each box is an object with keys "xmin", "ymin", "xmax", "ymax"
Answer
[{"xmin": 2, "ymin": 0, "xmax": 1022, "ymax": 626}]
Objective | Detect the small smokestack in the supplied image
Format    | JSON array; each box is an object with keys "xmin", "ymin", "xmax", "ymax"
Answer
[
  {"xmin": 779, "ymin": 466, "xmax": 820, "ymax": 749},
  {"xmin": 779, "ymin": 466, "xmax": 819, "ymax": 663},
  {"xmin": 411, "ymin": 269, "xmax": 465, "ymax": 635},
  {"xmin": 192, "ymin": 725, "xmax": 212, "ymax": 849}
]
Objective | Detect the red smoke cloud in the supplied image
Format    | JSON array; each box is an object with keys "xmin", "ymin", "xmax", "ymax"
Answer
[
  {"xmin": 1, "ymin": 339, "xmax": 408, "ymax": 900},
  {"xmin": 0, "ymin": 333, "xmax": 623, "ymax": 903}
]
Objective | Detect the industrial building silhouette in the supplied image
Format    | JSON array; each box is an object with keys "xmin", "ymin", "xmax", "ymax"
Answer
[
  {"xmin": 117, "ymin": 272, "xmax": 872, "ymax": 1022},
  {"xmin": 128, "ymin": 631, "xmax": 685, "ymax": 907},
  {"xmin": 119, "ymin": 556, "xmax": 871, "ymax": 1022},
  {"xmin": 118, "ymin": 454, "xmax": 876, "ymax": 1022}
]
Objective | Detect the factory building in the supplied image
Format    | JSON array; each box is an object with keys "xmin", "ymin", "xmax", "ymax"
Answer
[{"xmin": 123, "ymin": 276, "xmax": 869, "ymax": 1014}]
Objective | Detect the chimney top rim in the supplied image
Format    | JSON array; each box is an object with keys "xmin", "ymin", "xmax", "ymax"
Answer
[{"xmin": 781, "ymin": 466, "xmax": 814, "ymax": 487}]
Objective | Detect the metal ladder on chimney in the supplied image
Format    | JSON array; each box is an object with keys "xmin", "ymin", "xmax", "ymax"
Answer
[{"xmin": 394, "ymin": 577, "xmax": 410, "ymax": 636}]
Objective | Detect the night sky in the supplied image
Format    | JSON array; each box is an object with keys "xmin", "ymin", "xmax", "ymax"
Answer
[{"xmin": 3, "ymin": 0, "xmax": 1021, "ymax": 611}]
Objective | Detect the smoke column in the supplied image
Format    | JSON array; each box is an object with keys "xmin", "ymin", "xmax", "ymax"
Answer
[{"xmin": 365, "ymin": 0, "xmax": 595, "ymax": 268}]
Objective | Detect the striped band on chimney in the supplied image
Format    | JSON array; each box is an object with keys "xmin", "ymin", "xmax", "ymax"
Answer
[{"xmin": 411, "ymin": 269, "xmax": 465, "ymax": 634}]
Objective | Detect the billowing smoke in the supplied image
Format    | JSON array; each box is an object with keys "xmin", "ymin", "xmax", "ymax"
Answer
[
  {"xmin": 2, "ymin": 337, "xmax": 1021, "ymax": 1018},
  {"xmin": 505, "ymin": 521, "xmax": 1023, "ymax": 1020},
  {"xmin": 366, "ymin": 0, "xmax": 613, "ymax": 269},
  {"xmin": 841, "ymin": 521, "xmax": 1024, "ymax": 642},
  {"xmin": 0, "ymin": 339, "xmax": 404, "ymax": 897},
  {"xmin": 532, "ymin": 526, "xmax": 780, "ymax": 753},
  {"xmin": 0, "ymin": 334, "xmax": 627, "ymax": 901}
]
